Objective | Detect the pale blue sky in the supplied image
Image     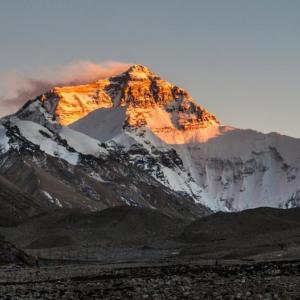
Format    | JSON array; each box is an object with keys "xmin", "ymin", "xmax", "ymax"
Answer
[{"xmin": 0, "ymin": 0, "xmax": 299, "ymax": 137}]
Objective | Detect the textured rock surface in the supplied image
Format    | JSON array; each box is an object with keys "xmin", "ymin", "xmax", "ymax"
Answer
[
  {"xmin": 0, "ymin": 175, "xmax": 44, "ymax": 226},
  {"xmin": 0, "ymin": 261, "xmax": 300, "ymax": 299},
  {"xmin": 0, "ymin": 235, "xmax": 34, "ymax": 266},
  {"xmin": 39, "ymin": 64, "xmax": 219, "ymax": 129}
]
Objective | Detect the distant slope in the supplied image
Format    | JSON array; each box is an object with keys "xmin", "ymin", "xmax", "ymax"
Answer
[
  {"xmin": 179, "ymin": 207, "xmax": 300, "ymax": 259},
  {"xmin": 0, "ymin": 175, "xmax": 44, "ymax": 226},
  {"xmin": 181, "ymin": 207, "xmax": 300, "ymax": 243},
  {"xmin": 3, "ymin": 206, "xmax": 186, "ymax": 249},
  {"xmin": 0, "ymin": 234, "xmax": 34, "ymax": 266},
  {"xmin": 4, "ymin": 205, "xmax": 300, "ymax": 262}
]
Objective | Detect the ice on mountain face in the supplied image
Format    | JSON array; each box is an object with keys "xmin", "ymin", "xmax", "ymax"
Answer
[
  {"xmin": 18, "ymin": 100, "xmax": 56, "ymax": 124},
  {"xmin": 123, "ymin": 128, "xmax": 205, "ymax": 202},
  {"xmin": 42, "ymin": 191, "xmax": 63, "ymax": 208},
  {"xmin": 55, "ymin": 198, "xmax": 63, "ymax": 208},
  {"xmin": 70, "ymin": 107, "xmax": 141, "ymax": 150},
  {"xmin": 42, "ymin": 190, "xmax": 53, "ymax": 201},
  {"xmin": 174, "ymin": 129, "xmax": 300, "ymax": 211},
  {"xmin": 16, "ymin": 100, "xmax": 109, "ymax": 159},
  {"xmin": 59, "ymin": 127, "xmax": 108, "ymax": 157},
  {"xmin": 70, "ymin": 107, "xmax": 127, "ymax": 141},
  {"xmin": 0, "ymin": 125, "xmax": 10, "ymax": 155},
  {"xmin": 87, "ymin": 171, "xmax": 109, "ymax": 183},
  {"xmin": 11, "ymin": 118, "xmax": 79, "ymax": 165},
  {"xmin": 67, "ymin": 100, "xmax": 300, "ymax": 212},
  {"xmin": 157, "ymin": 165, "xmax": 203, "ymax": 200},
  {"xmin": 69, "ymin": 130, "xmax": 297, "ymax": 212},
  {"xmin": 72, "ymin": 110, "xmax": 205, "ymax": 205}
]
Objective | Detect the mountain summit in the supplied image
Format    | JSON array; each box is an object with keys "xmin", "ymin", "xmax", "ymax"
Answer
[
  {"xmin": 1, "ymin": 64, "xmax": 300, "ymax": 213},
  {"xmin": 27, "ymin": 64, "xmax": 219, "ymax": 131}
]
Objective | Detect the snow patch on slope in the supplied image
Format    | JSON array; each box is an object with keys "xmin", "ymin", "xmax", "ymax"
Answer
[
  {"xmin": 170, "ymin": 129, "xmax": 300, "ymax": 211},
  {"xmin": 70, "ymin": 107, "xmax": 138, "ymax": 148},
  {"xmin": 59, "ymin": 127, "xmax": 108, "ymax": 157},
  {"xmin": 42, "ymin": 190, "xmax": 63, "ymax": 208},
  {"xmin": 11, "ymin": 117, "xmax": 79, "ymax": 165},
  {"xmin": 71, "ymin": 107, "xmax": 127, "ymax": 141},
  {"xmin": 70, "ymin": 110, "xmax": 206, "ymax": 205},
  {"xmin": 0, "ymin": 125, "xmax": 10, "ymax": 154}
]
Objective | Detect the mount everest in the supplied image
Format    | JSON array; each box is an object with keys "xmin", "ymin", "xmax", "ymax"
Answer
[{"xmin": 0, "ymin": 64, "xmax": 299, "ymax": 216}]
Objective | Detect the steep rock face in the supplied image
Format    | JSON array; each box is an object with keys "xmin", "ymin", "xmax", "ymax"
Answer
[
  {"xmin": 3, "ymin": 64, "xmax": 300, "ymax": 212},
  {"xmin": 47, "ymin": 80, "xmax": 114, "ymax": 126},
  {"xmin": 28, "ymin": 65, "xmax": 219, "ymax": 130}
]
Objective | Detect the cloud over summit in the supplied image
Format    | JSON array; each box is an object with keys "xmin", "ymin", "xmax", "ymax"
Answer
[{"xmin": 0, "ymin": 60, "xmax": 130, "ymax": 117}]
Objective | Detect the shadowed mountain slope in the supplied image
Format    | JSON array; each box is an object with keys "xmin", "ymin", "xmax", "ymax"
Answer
[{"xmin": 0, "ymin": 175, "xmax": 45, "ymax": 226}]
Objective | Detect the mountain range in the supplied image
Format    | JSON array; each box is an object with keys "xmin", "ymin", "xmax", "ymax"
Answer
[{"xmin": 0, "ymin": 64, "xmax": 299, "ymax": 219}]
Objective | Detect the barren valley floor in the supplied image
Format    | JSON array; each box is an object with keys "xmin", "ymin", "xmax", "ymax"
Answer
[{"xmin": 1, "ymin": 258, "xmax": 300, "ymax": 299}]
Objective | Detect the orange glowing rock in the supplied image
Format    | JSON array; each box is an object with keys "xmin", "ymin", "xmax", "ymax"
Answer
[
  {"xmin": 51, "ymin": 81, "xmax": 113, "ymax": 126},
  {"xmin": 40, "ymin": 64, "xmax": 220, "ymax": 129}
]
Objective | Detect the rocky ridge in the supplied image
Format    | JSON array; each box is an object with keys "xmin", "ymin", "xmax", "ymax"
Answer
[{"xmin": 22, "ymin": 64, "xmax": 219, "ymax": 130}]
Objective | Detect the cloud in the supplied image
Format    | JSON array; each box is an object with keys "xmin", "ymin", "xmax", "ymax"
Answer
[{"xmin": 0, "ymin": 60, "xmax": 130, "ymax": 117}]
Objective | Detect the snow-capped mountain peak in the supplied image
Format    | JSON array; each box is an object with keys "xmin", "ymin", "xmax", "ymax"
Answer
[
  {"xmin": 19, "ymin": 64, "xmax": 219, "ymax": 133},
  {"xmin": 1, "ymin": 64, "xmax": 300, "ymax": 213}
]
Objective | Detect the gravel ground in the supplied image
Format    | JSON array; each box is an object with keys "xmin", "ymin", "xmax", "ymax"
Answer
[{"xmin": 0, "ymin": 260, "xmax": 300, "ymax": 299}]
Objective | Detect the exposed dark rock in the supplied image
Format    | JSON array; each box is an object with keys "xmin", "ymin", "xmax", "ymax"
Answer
[{"xmin": 0, "ymin": 235, "xmax": 34, "ymax": 266}]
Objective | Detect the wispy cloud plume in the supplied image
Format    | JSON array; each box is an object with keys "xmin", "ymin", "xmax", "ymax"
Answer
[{"xmin": 0, "ymin": 60, "xmax": 130, "ymax": 117}]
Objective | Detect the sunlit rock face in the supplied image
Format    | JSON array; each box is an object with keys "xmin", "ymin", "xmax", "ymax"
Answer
[
  {"xmin": 39, "ymin": 64, "xmax": 219, "ymax": 129},
  {"xmin": 43, "ymin": 80, "xmax": 114, "ymax": 126}
]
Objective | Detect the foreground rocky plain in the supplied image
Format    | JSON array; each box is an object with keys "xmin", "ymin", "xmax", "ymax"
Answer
[
  {"xmin": 0, "ymin": 258, "xmax": 300, "ymax": 299},
  {"xmin": 1, "ymin": 206, "xmax": 300, "ymax": 299}
]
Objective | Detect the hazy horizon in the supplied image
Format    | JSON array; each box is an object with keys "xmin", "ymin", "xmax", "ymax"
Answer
[{"xmin": 0, "ymin": 0, "xmax": 299, "ymax": 138}]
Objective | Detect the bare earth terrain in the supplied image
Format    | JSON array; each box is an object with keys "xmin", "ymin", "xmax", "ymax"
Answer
[
  {"xmin": 1, "ymin": 207, "xmax": 300, "ymax": 299},
  {"xmin": 0, "ymin": 258, "xmax": 300, "ymax": 299}
]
